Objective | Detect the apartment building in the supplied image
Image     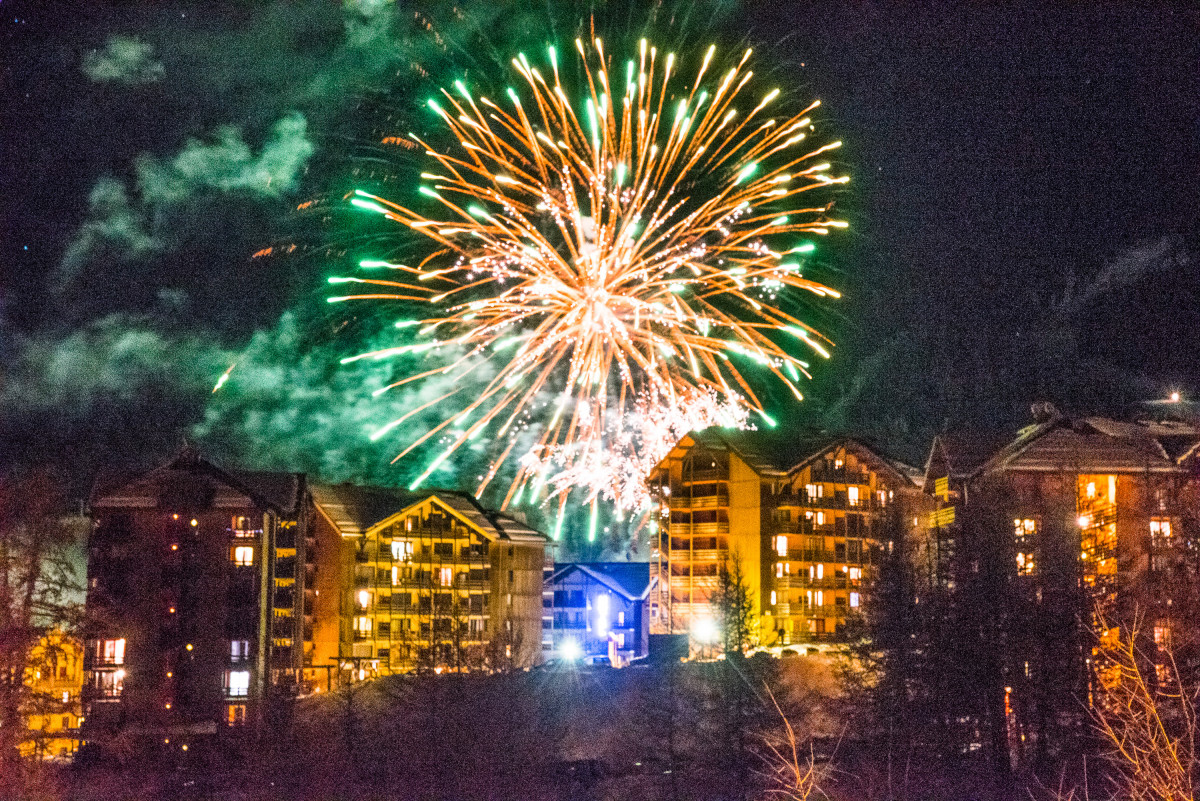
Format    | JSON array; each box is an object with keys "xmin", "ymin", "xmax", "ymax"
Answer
[
  {"xmin": 309, "ymin": 485, "xmax": 549, "ymax": 677},
  {"xmin": 83, "ymin": 449, "xmax": 311, "ymax": 746},
  {"xmin": 81, "ymin": 452, "xmax": 551, "ymax": 752},
  {"xmin": 545, "ymin": 562, "xmax": 654, "ymax": 665},
  {"xmin": 919, "ymin": 404, "xmax": 1200, "ymax": 765},
  {"xmin": 649, "ymin": 429, "xmax": 923, "ymax": 646}
]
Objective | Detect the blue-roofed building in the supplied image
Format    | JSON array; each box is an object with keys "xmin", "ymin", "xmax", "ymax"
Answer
[{"xmin": 546, "ymin": 563, "xmax": 655, "ymax": 666}]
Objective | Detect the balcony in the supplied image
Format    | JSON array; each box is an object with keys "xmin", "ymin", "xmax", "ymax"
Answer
[
  {"xmin": 682, "ymin": 469, "xmax": 727, "ymax": 483},
  {"xmin": 808, "ymin": 467, "xmax": 871, "ymax": 485},
  {"xmin": 774, "ymin": 493, "xmax": 882, "ymax": 512},
  {"xmin": 668, "ymin": 494, "xmax": 729, "ymax": 510},
  {"xmin": 792, "ymin": 576, "xmax": 851, "ymax": 590},
  {"xmin": 684, "ymin": 522, "xmax": 730, "ymax": 536},
  {"xmin": 785, "ymin": 549, "xmax": 840, "ymax": 564}
]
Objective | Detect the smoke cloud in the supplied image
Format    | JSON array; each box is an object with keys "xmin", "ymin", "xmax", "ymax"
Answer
[
  {"xmin": 59, "ymin": 178, "xmax": 159, "ymax": 279},
  {"xmin": 82, "ymin": 35, "xmax": 165, "ymax": 86},
  {"xmin": 136, "ymin": 114, "xmax": 314, "ymax": 206}
]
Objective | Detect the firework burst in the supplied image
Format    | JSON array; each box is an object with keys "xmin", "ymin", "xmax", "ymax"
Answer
[{"xmin": 332, "ymin": 36, "xmax": 847, "ymax": 522}]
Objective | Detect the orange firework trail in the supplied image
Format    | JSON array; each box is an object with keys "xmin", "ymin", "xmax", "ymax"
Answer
[{"xmin": 331, "ymin": 37, "xmax": 847, "ymax": 525}]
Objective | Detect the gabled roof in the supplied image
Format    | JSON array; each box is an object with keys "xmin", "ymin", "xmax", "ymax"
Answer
[
  {"xmin": 547, "ymin": 562, "xmax": 655, "ymax": 601},
  {"xmin": 687, "ymin": 427, "xmax": 832, "ymax": 477},
  {"xmin": 309, "ymin": 483, "xmax": 418, "ymax": 537},
  {"xmin": 976, "ymin": 416, "xmax": 1197, "ymax": 476},
  {"xmin": 90, "ymin": 448, "xmax": 303, "ymax": 514},
  {"xmin": 327, "ymin": 488, "xmax": 548, "ymax": 544},
  {"xmin": 923, "ymin": 430, "xmax": 1012, "ymax": 486},
  {"xmin": 786, "ymin": 437, "xmax": 919, "ymax": 487},
  {"xmin": 663, "ymin": 428, "xmax": 919, "ymax": 486}
]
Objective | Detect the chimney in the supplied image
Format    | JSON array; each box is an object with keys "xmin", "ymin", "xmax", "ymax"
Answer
[{"xmin": 1030, "ymin": 402, "xmax": 1061, "ymax": 424}]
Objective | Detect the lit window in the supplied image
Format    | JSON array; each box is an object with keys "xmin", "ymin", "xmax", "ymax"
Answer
[
  {"xmin": 1150, "ymin": 518, "xmax": 1173, "ymax": 545},
  {"xmin": 770, "ymin": 591, "xmax": 777, "ymax": 605},
  {"xmin": 1086, "ymin": 482, "xmax": 1096, "ymax": 498},
  {"xmin": 816, "ymin": 512, "xmax": 825, "ymax": 525},
  {"xmin": 834, "ymin": 458, "xmax": 844, "ymax": 470},
  {"xmin": 776, "ymin": 535, "xmax": 787, "ymax": 557},
  {"xmin": 1153, "ymin": 623, "xmax": 1171, "ymax": 648},
  {"xmin": 392, "ymin": 540, "xmax": 414, "ymax": 561},
  {"xmin": 805, "ymin": 483, "xmax": 817, "ymax": 499},
  {"xmin": 391, "ymin": 566, "xmax": 400, "ymax": 586},
  {"xmin": 847, "ymin": 487, "xmax": 859, "ymax": 506},
  {"xmin": 816, "ymin": 591, "xmax": 824, "ymax": 607},
  {"xmin": 92, "ymin": 669, "xmax": 124, "ymax": 698},
  {"xmin": 850, "ymin": 592, "xmax": 860, "ymax": 608},
  {"xmin": 617, "ymin": 611, "xmax": 625, "ymax": 626},
  {"xmin": 1014, "ymin": 518, "xmax": 1038, "ymax": 576},
  {"xmin": 227, "ymin": 704, "xmax": 246, "ymax": 726},
  {"xmin": 776, "ymin": 563, "xmax": 784, "ymax": 578},
  {"xmin": 230, "ymin": 640, "xmax": 250, "ymax": 662},
  {"xmin": 354, "ymin": 616, "xmax": 372, "ymax": 633},
  {"xmin": 358, "ymin": 590, "xmax": 370, "ymax": 609},
  {"xmin": 849, "ymin": 567, "xmax": 861, "ymax": 581},
  {"xmin": 232, "ymin": 546, "xmax": 254, "ymax": 566},
  {"xmin": 231, "ymin": 516, "xmax": 254, "ymax": 537},
  {"xmin": 99, "ymin": 638, "xmax": 126, "ymax": 665},
  {"xmin": 816, "ymin": 564, "xmax": 824, "ymax": 580},
  {"xmin": 439, "ymin": 567, "xmax": 453, "ymax": 587},
  {"xmin": 595, "ymin": 594, "xmax": 610, "ymax": 636},
  {"xmin": 226, "ymin": 670, "xmax": 250, "ymax": 697}
]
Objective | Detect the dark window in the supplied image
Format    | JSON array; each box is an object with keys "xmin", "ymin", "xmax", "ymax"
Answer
[{"xmin": 847, "ymin": 540, "xmax": 862, "ymax": 563}]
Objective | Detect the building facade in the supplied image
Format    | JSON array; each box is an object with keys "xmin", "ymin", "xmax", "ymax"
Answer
[
  {"xmin": 20, "ymin": 631, "xmax": 83, "ymax": 760},
  {"xmin": 83, "ymin": 450, "xmax": 313, "ymax": 746},
  {"xmin": 649, "ymin": 430, "xmax": 924, "ymax": 647},
  {"xmin": 546, "ymin": 562, "xmax": 654, "ymax": 665},
  {"xmin": 918, "ymin": 406, "xmax": 1200, "ymax": 767},
  {"xmin": 309, "ymin": 485, "xmax": 549, "ymax": 678}
]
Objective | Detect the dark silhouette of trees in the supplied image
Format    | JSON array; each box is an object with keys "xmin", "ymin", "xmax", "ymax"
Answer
[{"xmin": 0, "ymin": 469, "xmax": 84, "ymax": 799}]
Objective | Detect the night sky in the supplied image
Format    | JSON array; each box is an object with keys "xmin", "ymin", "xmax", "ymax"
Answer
[{"xmin": 2, "ymin": 1, "xmax": 1198, "ymax": 529}]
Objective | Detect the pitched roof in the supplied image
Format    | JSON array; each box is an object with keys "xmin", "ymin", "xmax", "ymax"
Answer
[
  {"xmin": 90, "ymin": 448, "xmax": 303, "ymax": 514},
  {"xmin": 313, "ymin": 485, "xmax": 548, "ymax": 544},
  {"xmin": 688, "ymin": 427, "xmax": 833, "ymax": 476},
  {"xmin": 924, "ymin": 430, "xmax": 1013, "ymax": 485},
  {"xmin": 677, "ymin": 428, "xmax": 919, "ymax": 486},
  {"xmin": 548, "ymin": 562, "xmax": 654, "ymax": 601},
  {"xmin": 978, "ymin": 416, "xmax": 1198, "ymax": 476},
  {"xmin": 309, "ymin": 483, "xmax": 418, "ymax": 537}
]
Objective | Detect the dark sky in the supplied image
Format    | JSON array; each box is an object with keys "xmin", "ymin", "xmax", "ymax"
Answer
[{"xmin": 2, "ymin": 1, "xmax": 1198, "ymax": 510}]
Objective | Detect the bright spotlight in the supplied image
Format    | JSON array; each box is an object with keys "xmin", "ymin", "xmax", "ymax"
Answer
[
  {"xmin": 691, "ymin": 616, "xmax": 720, "ymax": 645},
  {"xmin": 560, "ymin": 639, "xmax": 583, "ymax": 661}
]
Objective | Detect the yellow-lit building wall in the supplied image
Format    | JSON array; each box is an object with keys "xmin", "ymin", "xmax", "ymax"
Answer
[{"xmin": 21, "ymin": 631, "xmax": 83, "ymax": 760}]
